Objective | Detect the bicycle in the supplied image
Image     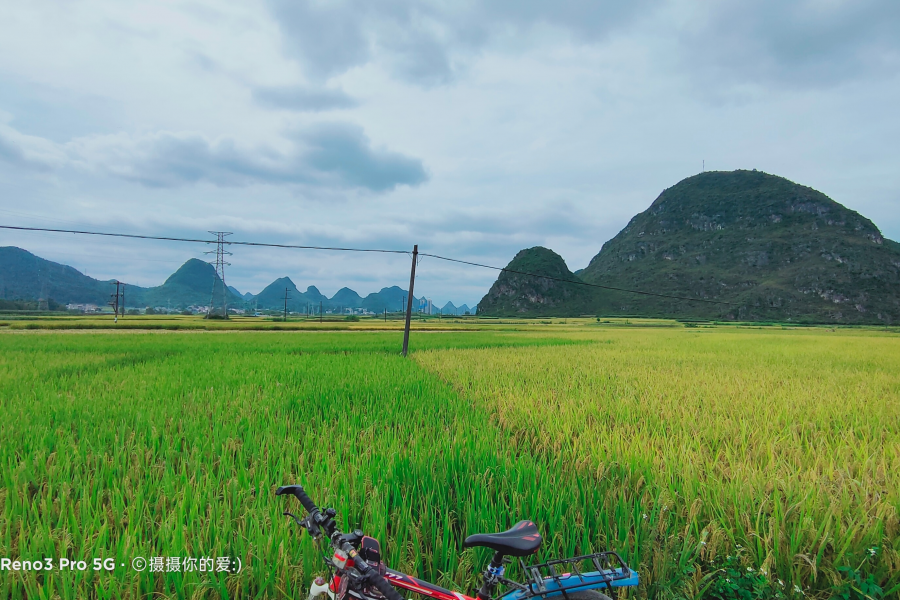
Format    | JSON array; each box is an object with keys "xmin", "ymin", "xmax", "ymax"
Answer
[{"xmin": 276, "ymin": 484, "xmax": 639, "ymax": 600}]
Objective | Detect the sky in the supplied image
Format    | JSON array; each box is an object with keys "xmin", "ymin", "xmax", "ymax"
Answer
[{"xmin": 1, "ymin": 0, "xmax": 898, "ymax": 307}]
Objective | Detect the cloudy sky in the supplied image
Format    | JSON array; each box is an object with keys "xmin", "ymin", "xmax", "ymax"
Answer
[{"xmin": 1, "ymin": 0, "xmax": 898, "ymax": 307}]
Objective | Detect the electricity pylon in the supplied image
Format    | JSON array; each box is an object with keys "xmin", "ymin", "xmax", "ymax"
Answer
[{"xmin": 206, "ymin": 231, "xmax": 232, "ymax": 319}]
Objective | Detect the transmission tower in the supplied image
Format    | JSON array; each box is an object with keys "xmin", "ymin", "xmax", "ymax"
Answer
[
  {"xmin": 38, "ymin": 285, "xmax": 49, "ymax": 312},
  {"xmin": 205, "ymin": 231, "xmax": 232, "ymax": 319}
]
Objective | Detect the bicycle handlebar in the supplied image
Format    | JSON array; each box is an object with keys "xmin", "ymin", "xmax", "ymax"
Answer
[
  {"xmin": 275, "ymin": 485, "xmax": 319, "ymax": 515},
  {"xmin": 338, "ymin": 539, "xmax": 404, "ymax": 600},
  {"xmin": 277, "ymin": 484, "xmax": 405, "ymax": 600}
]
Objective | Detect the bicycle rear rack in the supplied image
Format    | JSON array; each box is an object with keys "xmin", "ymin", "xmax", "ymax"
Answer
[{"xmin": 498, "ymin": 551, "xmax": 638, "ymax": 600}]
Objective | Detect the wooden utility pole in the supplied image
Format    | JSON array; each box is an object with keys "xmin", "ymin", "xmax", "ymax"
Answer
[
  {"xmin": 283, "ymin": 288, "xmax": 290, "ymax": 321},
  {"xmin": 320, "ymin": 300, "xmax": 323, "ymax": 323},
  {"xmin": 402, "ymin": 245, "xmax": 418, "ymax": 357}
]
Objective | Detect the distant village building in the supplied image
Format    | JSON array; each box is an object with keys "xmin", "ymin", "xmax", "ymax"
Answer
[
  {"xmin": 66, "ymin": 303, "xmax": 100, "ymax": 313},
  {"xmin": 418, "ymin": 298, "xmax": 435, "ymax": 315}
]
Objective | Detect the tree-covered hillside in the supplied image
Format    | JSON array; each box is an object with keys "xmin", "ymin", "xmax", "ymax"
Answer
[
  {"xmin": 478, "ymin": 247, "xmax": 593, "ymax": 316},
  {"xmin": 0, "ymin": 246, "xmax": 129, "ymax": 305},
  {"xmin": 481, "ymin": 171, "xmax": 900, "ymax": 323}
]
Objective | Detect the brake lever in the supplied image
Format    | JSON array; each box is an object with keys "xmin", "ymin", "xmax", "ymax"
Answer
[
  {"xmin": 284, "ymin": 511, "xmax": 305, "ymax": 529},
  {"xmin": 284, "ymin": 511, "xmax": 325, "ymax": 539}
]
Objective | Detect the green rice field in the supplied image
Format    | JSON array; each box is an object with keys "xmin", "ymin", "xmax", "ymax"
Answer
[{"xmin": 1, "ymin": 323, "xmax": 898, "ymax": 599}]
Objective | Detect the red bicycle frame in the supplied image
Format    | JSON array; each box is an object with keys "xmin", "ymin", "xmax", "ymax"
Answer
[{"xmin": 331, "ymin": 561, "xmax": 476, "ymax": 600}]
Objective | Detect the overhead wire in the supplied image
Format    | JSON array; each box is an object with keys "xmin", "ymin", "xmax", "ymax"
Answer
[
  {"xmin": 1, "ymin": 224, "xmax": 733, "ymax": 305},
  {"xmin": 418, "ymin": 252, "xmax": 733, "ymax": 305},
  {"xmin": 0, "ymin": 225, "xmax": 408, "ymax": 254}
]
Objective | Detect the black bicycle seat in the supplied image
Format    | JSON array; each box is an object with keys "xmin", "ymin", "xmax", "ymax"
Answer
[{"xmin": 463, "ymin": 520, "xmax": 542, "ymax": 557}]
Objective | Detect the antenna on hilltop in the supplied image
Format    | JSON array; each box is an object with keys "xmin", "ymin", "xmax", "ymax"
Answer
[
  {"xmin": 702, "ymin": 159, "xmax": 705, "ymax": 173},
  {"xmin": 205, "ymin": 231, "xmax": 232, "ymax": 319}
]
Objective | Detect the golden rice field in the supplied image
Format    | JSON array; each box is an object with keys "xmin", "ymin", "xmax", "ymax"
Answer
[{"xmin": 0, "ymin": 323, "xmax": 897, "ymax": 599}]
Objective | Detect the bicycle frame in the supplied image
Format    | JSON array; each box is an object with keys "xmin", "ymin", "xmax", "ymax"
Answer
[{"xmin": 327, "ymin": 561, "xmax": 639, "ymax": 600}]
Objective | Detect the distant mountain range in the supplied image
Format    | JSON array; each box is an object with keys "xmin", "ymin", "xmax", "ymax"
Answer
[
  {"xmin": 0, "ymin": 248, "xmax": 475, "ymax": 314},
  {"xmin": 479, "ymin": 170, "xmax": 900, "ymax": 324},
  {"xmin": 440, "ymin": 301, "xmax": 474, "ymax": 315}
]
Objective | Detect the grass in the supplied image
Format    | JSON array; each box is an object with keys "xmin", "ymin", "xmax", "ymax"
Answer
[{"xmin": 1, "ymin": 324, "xmax": 898, "ymax": 599}]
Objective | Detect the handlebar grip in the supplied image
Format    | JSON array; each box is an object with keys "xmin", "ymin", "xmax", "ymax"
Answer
[
  {"xmin": 275, "ymin": 485, "xmax": 318, "ymax": 515},
  {"xmin": 339, "ymin": 541, "xmax": 404, "ymax": 600}
]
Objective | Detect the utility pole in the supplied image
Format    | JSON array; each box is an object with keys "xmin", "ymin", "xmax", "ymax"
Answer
[
  {"xmin": 384, "ymin": 308, "xmax": 386, "ymax": 322},
  {"xmin": 401, "ymin": 244, "xmax": 418, "ymax": 357},
  {"xmin": 205, "ymin": 231, "xmax": 232, "ymax": 319},
  {"xmin": 320, "ymin": 300, "xmax": 323, "ymax": 323},
  {"xmin": 109, "ymin": 280, "xmax": 123, "ymax": 323},
  {"xmin": 283, "ymin": 287, "xmax": 291, "ymax": 322}
]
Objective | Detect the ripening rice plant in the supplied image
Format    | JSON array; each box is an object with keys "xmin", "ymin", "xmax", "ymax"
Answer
[
  {"xmin": 1, "ymin": 327, "xmax": 897, "ymax": 599},
  {"xmin": 415, "ymin": 327, "xmax": 900, "ymax": 598}
]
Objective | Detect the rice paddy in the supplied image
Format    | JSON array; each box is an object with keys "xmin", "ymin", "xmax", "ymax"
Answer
[{"xmin": 1, "ymin": 324, "xmax": 898, "ymax": 599}]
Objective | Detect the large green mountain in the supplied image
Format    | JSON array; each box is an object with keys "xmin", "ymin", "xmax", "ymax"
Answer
[
  {"xmin": 479, "ymin": 170, "xmax": 900, "ymax": 323},
  {"xmin": 138, "ymin": 258, "xmax": 245, "ymax": 308},
  {"xmin": 0, "ymin": 249, "xmax": 244, "ymax": 309},
  {"xmin": 0, "ymin": 246, "xmax": 115, "ymax": 305}
]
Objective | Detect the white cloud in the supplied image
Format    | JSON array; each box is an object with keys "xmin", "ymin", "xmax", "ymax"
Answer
[
  {"xmin": 0, "ymin": 122, "xmax": 427, "ymax": 191},
  {"xmin": 0, "ymin": 0, "xmax": 898, "ymax": 307},
  {"xmin": 0, "ymin": 122, "xmax": 68, "ymax": 171}
]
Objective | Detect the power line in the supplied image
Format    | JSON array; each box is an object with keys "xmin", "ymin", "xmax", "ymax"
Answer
[
  {"xmin": 227, "ymin": 239, "xmax": 407, "ymax": 254},
  {"xmin": 418, "ymin": 252, "xmax": 734, "ymax": 306},
  {"xmin": 0, "ymin": 225, "xmax": 212, "ymax": 244},
  {"xmin": 1, "ymin": 223, "xmax": 733, "ymax": 306},
  {"xmin": 0, "ymin": 225, "xmax": 408, "ymax": 254}
]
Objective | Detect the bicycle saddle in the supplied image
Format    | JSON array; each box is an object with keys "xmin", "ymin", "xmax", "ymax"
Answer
[{"xmin": 463, "ymin": 520, "xmax": 542, "ymax": 556}]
